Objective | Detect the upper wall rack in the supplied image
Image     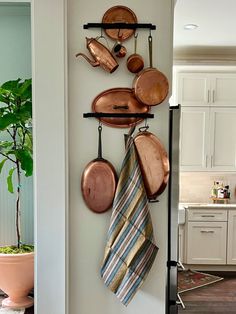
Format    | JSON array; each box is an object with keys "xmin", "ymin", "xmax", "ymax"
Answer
[{"xmin": 83, "ymin": 23, "xmax": 156, "ymax": 30}]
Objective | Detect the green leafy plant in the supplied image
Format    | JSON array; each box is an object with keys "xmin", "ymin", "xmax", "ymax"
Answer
[{"xmin": 0, "ymin": 78, "xmax": 32, "ymax": 250}]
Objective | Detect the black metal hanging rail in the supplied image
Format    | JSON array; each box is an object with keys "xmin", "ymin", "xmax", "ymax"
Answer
[
  {"xmin": 83, "ymin": 112, "xmax": 154, "ymax": 118},
  {"xmin": 83, "ymin": 23, "xmax": 156, "ymax": 30}
]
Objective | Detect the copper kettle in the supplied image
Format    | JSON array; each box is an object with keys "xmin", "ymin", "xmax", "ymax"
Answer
[{"xmin": 76, "ymin": 37, "xmax": 119, "ymax": 73}]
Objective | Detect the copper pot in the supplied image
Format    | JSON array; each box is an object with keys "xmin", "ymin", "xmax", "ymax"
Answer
[
  {"xmin": 133, "ymin": 35, "xmax": 169, "ymax": 106},
  {"xmin": 81, "ymin": 125, "xmax": 117, "ymax": 213},
  {"xmin": 126, "ymin": 33, "xmax": 144, "ymax": 73},
  {"xmin": 134, "ymin": 126, "xmax": 169, "ymax": 199}
]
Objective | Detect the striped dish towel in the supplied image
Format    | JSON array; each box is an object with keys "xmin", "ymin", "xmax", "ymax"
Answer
[{"xmin": 100, "ymin": 130, "xmax": 158, "ymax": 306}]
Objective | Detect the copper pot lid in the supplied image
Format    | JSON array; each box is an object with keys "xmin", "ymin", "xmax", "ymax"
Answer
[
  {"xmin": 102, "ymin": 6, "xmax": 137, "ymax": 41},
  {"xmin": 92, "ymin": 87, "xmax": 149, "ymax": 128}
]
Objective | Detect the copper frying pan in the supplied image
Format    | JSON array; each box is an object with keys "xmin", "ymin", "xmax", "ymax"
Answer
[
  {"xmin": 133, "ymin": 35, "xmax": 169, "ymax": 106},
  {"xmin": 134, "ymin": 126, "xmax": 169, "ymax": 200},
  {"xmin": 81, "ymin": 124, "xmax": 117, "ymax": 213}
]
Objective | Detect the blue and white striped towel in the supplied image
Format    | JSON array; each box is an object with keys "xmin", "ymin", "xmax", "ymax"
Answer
[{"xmin": 100, "ymin": 131, "xmax": 158, "ymax": 306}]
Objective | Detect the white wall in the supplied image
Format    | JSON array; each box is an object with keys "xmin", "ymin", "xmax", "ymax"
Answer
[
  {"xmin": 0, "ymin": 3, "xmax": 33, "ymax": 246},
  {"xmin": 68, "ymin": 0, "xmax": 174, "ymax": 313}
]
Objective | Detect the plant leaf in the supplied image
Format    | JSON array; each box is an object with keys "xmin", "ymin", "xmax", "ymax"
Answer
[
  {"xmin": 7, "ymin": 167, "xmax": 16, "ymax": 193},
  {"xmin": 15, "ymin": 149, "xmax": 33, "ymax": 177},
  {"xmin": 0, "ymin": 113, "xmax": 18, "ymax": 130},
  {"xmin": 0, "ymin": 158, "xmax": 7, "ymax": 174}
]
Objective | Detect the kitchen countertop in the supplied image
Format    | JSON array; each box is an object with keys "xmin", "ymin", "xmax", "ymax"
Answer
[{"xmin": 180, "ymin": 203, "xmax": 236, "ymax": 209}]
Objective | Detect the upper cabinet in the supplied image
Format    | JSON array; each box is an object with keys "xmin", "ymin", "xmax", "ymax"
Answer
[
  {"xmin": 180, "ymin": 107, "xmax": 236, "ymax": 171},
  {"xmin": 178, "ymin": 72, "xmax": 236, "ymax": 107}
]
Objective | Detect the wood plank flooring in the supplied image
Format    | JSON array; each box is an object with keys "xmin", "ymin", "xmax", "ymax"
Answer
[{"xmin": 178, "ymin": 272, "xmax": 236, "ymax": 313}]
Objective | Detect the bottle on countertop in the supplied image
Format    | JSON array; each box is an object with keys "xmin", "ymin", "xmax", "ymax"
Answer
[
  {"xmin": 224, "ymin": 185, "xmax": 230, "ymax": 199},
  {"xmin": 217, "ymin": 182, "xmax": 225, "ymax": 199},
  {"xmin": 211, "ymin": 181, "xmax": 217, "ymax": 198}
]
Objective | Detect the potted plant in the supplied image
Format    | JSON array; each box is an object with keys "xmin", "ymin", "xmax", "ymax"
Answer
[{"xmin": 0, "ymin": 78, "xmax": 34, "ymax": 309}]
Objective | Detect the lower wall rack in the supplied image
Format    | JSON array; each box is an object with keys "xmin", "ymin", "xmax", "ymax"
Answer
[{"xmin": 83, "ymin": 113, "xmax": 154, "ymax": 118}]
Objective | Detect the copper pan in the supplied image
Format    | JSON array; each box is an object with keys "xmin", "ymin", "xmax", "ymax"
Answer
[
  {"xmin": 102, "ymin": 6, "xmax": 137, "ymax": 41},
  {"xmin": 133, "ymin": 35, "xmax": 169, "ymax": 106},
  {"xmin": 92, "ymin": 87, "xmax": 149, "ymax": 128},
  {"xmin": 134, "ymin": 126, "xmax": 169, "ymax": 200},
  {"xmin": 81, "ymin": 124, "xmax": 117, "ymax": 213}
]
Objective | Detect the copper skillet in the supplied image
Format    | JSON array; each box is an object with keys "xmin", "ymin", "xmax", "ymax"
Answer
[
  {"xmin": 134, "ymin": 125, "xmax": 169, "ymax": 200},
  {"xmin": 81, "ymin": 124, "xmax": 117, "ymax": 213},
  {"xmin": 133, "ymin": 34, "xmax": 169, "ymax": 106}
]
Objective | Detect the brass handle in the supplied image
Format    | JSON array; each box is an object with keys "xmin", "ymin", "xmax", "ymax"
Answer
[
  {"xmin": 201, "ymin": 230, "xmax": 214, "ymax": 233},
  {"xmin": 201, "ymin": 215, "xmax": 215, "ymax": 217},
  {"xmin": 113, "ymin": 105, "xmax": 129, "ymax": 110}
]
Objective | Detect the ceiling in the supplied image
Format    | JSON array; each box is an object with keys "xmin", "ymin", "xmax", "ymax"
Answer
[{"xmin": 173, "ymin": 0, "xmax": 236, "ymax": 62}]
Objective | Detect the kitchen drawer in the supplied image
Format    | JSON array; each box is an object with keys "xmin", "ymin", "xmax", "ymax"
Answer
[{"xmin": 187, "ymin": 208, "xmax": 227, "ymax": 222}]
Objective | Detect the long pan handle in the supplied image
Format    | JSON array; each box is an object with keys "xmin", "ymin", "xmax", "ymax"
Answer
[
  {"xmin": 148, "ymin": 35, "xmax": 153, "ymax": 68},
  {"xmin": 98, "ymin": 125, "xmax": 103, "ymax": 159}
]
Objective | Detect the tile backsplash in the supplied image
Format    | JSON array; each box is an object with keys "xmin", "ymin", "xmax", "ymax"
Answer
[{"xmin": 180, "ymin": 172, "xmax": 236, "ymax": 204}]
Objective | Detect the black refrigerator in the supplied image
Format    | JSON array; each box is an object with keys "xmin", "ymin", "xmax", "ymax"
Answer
[{"xmin": 166, "ymin": 105, "xmax": 181, "ymax": 314}]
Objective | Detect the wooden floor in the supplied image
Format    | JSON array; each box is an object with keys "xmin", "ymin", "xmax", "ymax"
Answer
[{"xmin": 178, "ymin": 272, "xmax": 236, "ymax": 313}]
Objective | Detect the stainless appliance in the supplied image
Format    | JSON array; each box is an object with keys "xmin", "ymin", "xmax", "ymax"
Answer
[{"xmin": 166, "ymin": 105, "xmax": 180, "ymax": 314}]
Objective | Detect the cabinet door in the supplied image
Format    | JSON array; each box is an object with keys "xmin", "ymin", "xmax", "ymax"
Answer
[
  {"xmin": 211, "ymin": 73, "xmax": 236, "ymax": 107},
  {"xmin": 187, "ymin": 222, "xmax": 227, "ymax": 264},
  {"xmin": 178, "ymin": 73, "xmax": 210, "ymax": 106},
  {"xmin": 227, "ymin": 210, "xmax": 236, "ymax": 265},
  {"xmin": 180, "ymin": 107, "xmax": 210, "ymax": 171},
  {"xmin": 209, "ymin": 108, "xmax": 236, "ymax": 171}
]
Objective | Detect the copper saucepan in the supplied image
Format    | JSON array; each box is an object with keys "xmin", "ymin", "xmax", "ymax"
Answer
[
  {"xmin": 126, "ymin": 33, "xmax": 144, "ymax": 73},
  {"xmin": 134, "ymin": 126, "xmax": 169, "ymax": 200},
  {"xmin": 81, "ymin": 124, "xmax": 117, "ymax": 213},
  {"xmin": 133, "ymin": 35, "xmax": 169, "ymax": 106}
]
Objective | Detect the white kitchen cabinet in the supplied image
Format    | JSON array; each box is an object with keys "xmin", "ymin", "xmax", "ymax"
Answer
[
  {"xmin": 186, "ymin": 208, "xmax": 228, "ymax": 265},
  {"xmin": 180, "ymin": 107, "xmax": 236, "ymax": 171},
  {"xmin": 227, "ymin": 210, "xmax": 236, "ymax": 265},
  {"xmin": 184, "ymin": 207, "xmax": 236, "ymax": 267},
  {"xmin": 186, "ymin": 221, "xmax": 227, "ymax": 264},
  {"xmin": 178, "ymin": 72, "xmax": 236, "ymax": 107},
  {"xmin": 180, "ymin": 107, "xmax": 209, "ymax": 171}
]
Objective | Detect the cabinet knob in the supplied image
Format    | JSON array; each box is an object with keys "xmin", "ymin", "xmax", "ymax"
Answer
[
  {"xmin": 200, "ymin": 230, "xmax": 214, "ymax": 233},
  {"xmin": 201, "ymin": 215, "xmax": 215, "ymax": 217}
]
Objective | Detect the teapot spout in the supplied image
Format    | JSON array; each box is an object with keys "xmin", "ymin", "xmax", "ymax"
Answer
[{"xmin": 75, "ymin": 52, "xmax": 100, "ymax": 67}]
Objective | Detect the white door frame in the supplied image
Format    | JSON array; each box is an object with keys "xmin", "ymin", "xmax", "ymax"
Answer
[{"xmin": 0, "ymin": 1, "xmax": 68, "ymax": 314}]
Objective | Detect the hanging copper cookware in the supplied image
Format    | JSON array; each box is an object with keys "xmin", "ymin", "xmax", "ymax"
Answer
[
  {"xmin": 133, "ymin": 34, "xmax": 169, "ymax": 106},
  {"xmin": 75, "ymin": 37, "xmax": 119, "ymax": 73},
  {"xmin": 126, "ymin": 33, "xmax": 144, "ymax": 73},
  {"xmin": 134, "ymin": 126, "xmax": 169, "ymax": 200},
  {"xmin": 81, "ymin": 124, "xmax": 117, "ymax": 213},
  {"xmin": 102, "ymin": 6, "xmax": 137, "ymax": 41},
  {"xmin": 92, "ymin": 87, "xmax": 149, "ymax": 128}
]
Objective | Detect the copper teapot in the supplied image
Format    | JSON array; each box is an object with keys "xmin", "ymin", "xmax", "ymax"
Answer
[{"xmin": 76, "ymin": 37, "xmax": 119, "ymax": 73}]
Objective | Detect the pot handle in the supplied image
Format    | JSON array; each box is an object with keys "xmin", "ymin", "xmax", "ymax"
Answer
[{"xmin": 148, "ymin": 34, "xmax": 153, "ymax": 68}]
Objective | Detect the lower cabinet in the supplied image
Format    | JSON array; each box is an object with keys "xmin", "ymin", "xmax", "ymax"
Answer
[
  {"xmin": 186, "ymin": 221, "xmax": 227, "ymax": 264},
  {"xmin": 227, "ymin": 210, "xmax": 236, "ymax": 264},
  {"xmin": 184, "ymin": 207, "xmax": 236, "ymax": 266}
]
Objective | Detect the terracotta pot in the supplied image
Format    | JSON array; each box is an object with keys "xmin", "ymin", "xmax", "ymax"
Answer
[{"xmin": 0, "ymin": 252, "xmax": 34, "ymax": 309}]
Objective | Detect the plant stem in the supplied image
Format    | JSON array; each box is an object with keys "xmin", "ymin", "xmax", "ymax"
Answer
[
  {"xmin": 0, "ymin": 152, "xmax": 16, "ymax": 164},
  {"xmin": 16, "ymin": 159, "xmax": 21, "ymax": 249}
]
